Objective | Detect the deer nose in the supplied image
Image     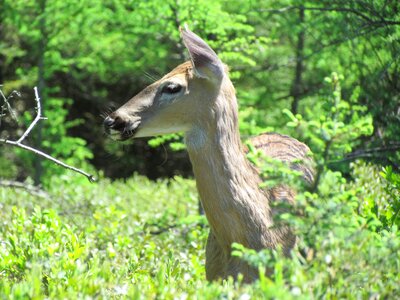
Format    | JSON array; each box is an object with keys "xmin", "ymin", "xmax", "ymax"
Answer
[
  {"xmin": 104, "ymin": 116, "xmax": 115, "ymax": 128},
  {"xmin": 104, "ymin": 115, "xmax": 128, "ymax": 131}
]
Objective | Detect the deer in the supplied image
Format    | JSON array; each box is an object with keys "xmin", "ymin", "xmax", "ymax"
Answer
[{"xmin": 103, "ymin": 26, "xmax": 314, "ymax": 282}]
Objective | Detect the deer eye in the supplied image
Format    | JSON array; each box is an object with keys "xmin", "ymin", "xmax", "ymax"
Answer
[{"xmin": 162, "ymin": 83, "xmax": 182, "ymax": 94}]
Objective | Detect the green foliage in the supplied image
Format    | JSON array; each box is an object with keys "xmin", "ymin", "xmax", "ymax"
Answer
[
  {"xmin": 285, "ymin": 73, "xmax": 373, "ymax": 161},
  {"xmin": 2, "ymin": 166, "xmax": 399, "ymax": 298},
  {"xmin": 380, "ymin": 166, "xmax": 400, "ymax": 227},
  {"xmin": 231, "ymin": 163, "xmax": 400, "ymax": 299},
  {"xmin": 1, "ymin": 0, "xmax": 399, "ymax": 298},
  {"xmin": 148, "ymin": 133, "xmax": 186, "ymax": 151},
  {"xmin": 0, "ymin": 155, "xmax": 18, "ymax": 179},
  {"xmin": 235, "ymin": 73, "xmax": 399, "ymax": 298},
  {"xmin": 0, "ymin": 175, "xmax": 246, "ymax": 298},
  {"xmin": 37, "ymin": 98, "xmax": 93, "ymax": 181},
  {"xmin": 2, "ymin": 0, "xmax": 399, "ymax": 178},
  {"xmin": 11, "ymin": 95, "xmax": 94, "ymax": 186}
]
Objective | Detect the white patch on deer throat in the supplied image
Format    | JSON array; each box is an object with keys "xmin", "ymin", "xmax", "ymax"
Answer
[{"xmin": 185, "ymin": 127, "xmax": 207, "ymax": 150}]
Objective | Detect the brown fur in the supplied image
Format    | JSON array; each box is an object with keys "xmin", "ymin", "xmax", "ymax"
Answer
[
  {"xmin": 106, "ymin": 28, "xmax": 314, "ymax": 282},
  {"xmin": 183, "ymin": 74, "xmax": 313, "ymax": 282},
  {"xmin": 163, "ymin": 61, "xmax": 192, "ymax": 78}
]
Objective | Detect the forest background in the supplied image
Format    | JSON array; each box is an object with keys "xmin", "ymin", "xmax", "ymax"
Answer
[{"xmin": 0, "ymin": 0, "xmax": 399, "ymax": 298}]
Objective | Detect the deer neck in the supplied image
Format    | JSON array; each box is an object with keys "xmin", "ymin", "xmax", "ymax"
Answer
[{"xmin": 185, "ymin": 81, "xmax": 273, "ymax": 253}]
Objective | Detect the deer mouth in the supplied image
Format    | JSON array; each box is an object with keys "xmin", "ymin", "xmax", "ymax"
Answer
[
  {"xmin": 119, "ymin": 126, "xmax": 139, "ymax": 140},
  {"xmin": 104, "ymin": 116, "xmax": 141, "ymax": 141}
]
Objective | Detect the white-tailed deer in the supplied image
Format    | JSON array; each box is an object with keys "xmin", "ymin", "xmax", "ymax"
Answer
[{"xmin": 104, "ymin": 26, "xmax": 314, "ymax": 282}]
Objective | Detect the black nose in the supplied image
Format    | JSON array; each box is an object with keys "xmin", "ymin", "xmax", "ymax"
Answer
[
  {"xmin": 104, "ymin": 115, "xmax": 127, "ymax": 131},
  {"xmin": 104, "ymin": 116, "xmax": 115, "ymax": 128}
]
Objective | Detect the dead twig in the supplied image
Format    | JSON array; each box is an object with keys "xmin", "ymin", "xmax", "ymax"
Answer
[
  {"xmin": 0, "ymin": 87, "xmax": 96, "ymax": 182},
  {"xmin": 16, "ymin": 87, "xmax": 46, "ymax": 143},
  {"xmin": 328, "ymin": 144, "xmax": 400, "ymax": 164},
  {"xmin": 0, "ymin": 179, "xmax": 50, "ymax": 198},
  {"xmin": 259, "ymin": 5, "xmax": 400, "ymax": 26},
  {"xmin": 0, "ymin": 87, "xmax": 19, "ymax": 123}
]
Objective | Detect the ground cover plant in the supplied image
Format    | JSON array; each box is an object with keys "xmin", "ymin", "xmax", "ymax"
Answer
[{"xmin": 1, "ymin": 162, "xmax": 399, "ymax": 298}]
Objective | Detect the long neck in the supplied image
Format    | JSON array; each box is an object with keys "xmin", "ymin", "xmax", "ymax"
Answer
[{"xmin": 185, "ymin": 80, "xmax": 273, "ymax": 253}]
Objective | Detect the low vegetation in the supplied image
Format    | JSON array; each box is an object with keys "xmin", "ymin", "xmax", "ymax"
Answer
[{"xmin": 1, "ymin": 161, "xmax": 399, "ymax": 298}]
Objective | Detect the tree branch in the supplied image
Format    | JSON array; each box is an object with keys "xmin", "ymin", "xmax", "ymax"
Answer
[
  {"xmin": 290, "ymin": 7, "xmax": 305, "ymax": 114},
  {"xmin": 0, "ymin": 87, "xmax": 96, "ymax": 182},
  {"xmin": 260, "ymin": 5, "xmax": 400, "ymax": 26},
  {"xmin": 0, "ymin": 139, "xmax": 95, "ymax": 182},
  {"xmin": 0, "ymin": 87, "xmax": 19, "ymax": 122},
  {"xmin": 328, "ymin": 145, "xmax": 400, "ymax": 165},
  {"xmin": 0, "ymin": 179, "xmax": 50, "ymax": 198},
  {"xmin": 16, "ymin": 87, "xmax": 46, "ymax": 143}
]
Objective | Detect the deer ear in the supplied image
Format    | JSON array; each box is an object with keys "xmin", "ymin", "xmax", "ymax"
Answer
[{"xmin": 180, "ymin": 25, "xmax": 223, "ymax": 80}]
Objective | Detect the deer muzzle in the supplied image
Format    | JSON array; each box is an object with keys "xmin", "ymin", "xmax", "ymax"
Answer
[{"xmin": 103, "ymin": 114, "xmax": 141, "ymax": 141}]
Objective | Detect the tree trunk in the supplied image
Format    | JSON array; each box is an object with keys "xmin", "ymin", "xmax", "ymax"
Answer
[
  {"xmin": 34, "ymin": 0, "xmax": 47, "ymax": 185},
  {"xmin": 0, "ymin": 0, "xmax": 5, "ymax": 84},
  {"xmin": 290, "ymin": 7, "xmax": 305, "ymax": 115}
]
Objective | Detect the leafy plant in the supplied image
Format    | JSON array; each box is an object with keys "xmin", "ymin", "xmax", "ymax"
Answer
[{"xmin": 380, "ymin": 166, "xmax": 400, "ymax": 228}]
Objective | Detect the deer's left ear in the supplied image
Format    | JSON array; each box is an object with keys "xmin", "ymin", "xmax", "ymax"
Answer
[{"xmin": 180, "ymin": 25, "xmax": 224, "ymax": 81}]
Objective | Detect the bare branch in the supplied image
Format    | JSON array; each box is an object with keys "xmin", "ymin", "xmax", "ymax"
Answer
[
  {"xmin": 328, "ymin": 144, "xmax": 400, "ymax": 165},
  {"xmin": 259, "ymin": 5, "xmax": 400, "ymax": 26},
  {"xmin": 17, "ymin": 87, "xmax": 47, "ymax": 143},
  {"xmin": 0, "ymin": 139, "xmax": 95, "ymax": 182},
  {"xmin": 0, "ymin": 87, "xmax": 19, "ymax": 122},
  {"xmin": 0, "ymin": 179, "xmax": 50, "ymax": 198},
  {"xmin": 0, "ymin": 87, "xmax": 96, "ymax": 183}
]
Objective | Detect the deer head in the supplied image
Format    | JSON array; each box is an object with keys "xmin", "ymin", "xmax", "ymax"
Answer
[{"xmin": 103, "ymin": 26, "xmax": 227, "ymax": 141}]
